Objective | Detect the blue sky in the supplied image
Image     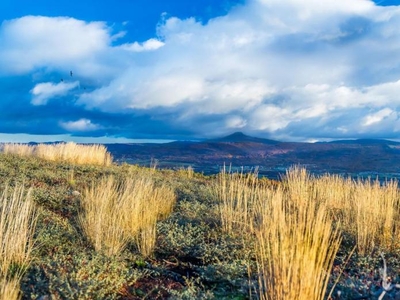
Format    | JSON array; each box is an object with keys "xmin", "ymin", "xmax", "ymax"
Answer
[{"xmin": 1, "ymin": 0, "xmax": 400, "ymax": 143}]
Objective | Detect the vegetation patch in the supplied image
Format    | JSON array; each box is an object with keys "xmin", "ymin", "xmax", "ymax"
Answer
[{"xmin": 0, "ymin": 153, "xmax": 399, "ymax": 299}]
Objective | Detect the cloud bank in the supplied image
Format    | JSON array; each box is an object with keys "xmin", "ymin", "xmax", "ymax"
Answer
[{"xmin": 1, "ymin": 0, "xmax": 400, "ymax": 141}]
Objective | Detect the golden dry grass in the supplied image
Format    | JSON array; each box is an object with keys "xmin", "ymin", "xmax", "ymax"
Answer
[
  {"xmin": 121, "ymin": 178, "xmax": 175, "ymax": 257},
  {"xmin": 254, "ymin": 186, "xmax": 341, "ymax": 300},
  {"xmin": 2, "ymin": 142, "xmax": 112, "ymax": 166},
  {"xmin": 0, "ymin": 185, "xmax": 37, "ymax": 300},
  {"xmin": 79, "ymin": 176, "xmax": 176, "ymax": 257},
  {"xmin": 2, "ymin": 143, "xmax": 34, "ymax": 157},
  {"xmin": 0, "ymin": 278, "xmax": 20, "ymax": 300},
  {"xmin": 215, "ymin": 166, "xmax": 400, "ymax": 298},
  {"xmin": 351, "ymin": 179, "xmax": 399, "ymax": 254},
  {"xmin": 283, "ymin": 167, "xmax": 400, "ymax": 255},
  {"xmin": 214, "ymin": 169, "xmax": 262, "ymax": 235},
  {"xmin": 79, "ymin": 177, "xmax": 128, "ymax": 257}
]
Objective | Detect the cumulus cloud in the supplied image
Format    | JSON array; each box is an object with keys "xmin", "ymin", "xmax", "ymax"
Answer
[
  {"xmin": 59, "ymin": 118, "xmax": 101, "ymax": 132},
  {"xmin": 119, "ymin": 38, "xmax": 165, "ymax": 52},
  {"xmin": 31, "ymin": 81, "xmax": 79, "ymax": 105},
  {"xmin": 0, "ymin": 16, "xmax": 111, "ymax": 75},
  {"xmin": 1, "ymin": 0, "xmax": 400, "ymax": 140},
  {"xmin": 79, "ymin": 0, "xmax": 400, "ymax": 139}
]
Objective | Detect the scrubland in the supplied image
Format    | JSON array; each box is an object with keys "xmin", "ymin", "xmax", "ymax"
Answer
[{"xmin": 0, "ymin": 144, "xmax": 399, "ymax": 299}]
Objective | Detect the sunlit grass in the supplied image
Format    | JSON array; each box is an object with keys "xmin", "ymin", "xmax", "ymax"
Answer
[
  {"xmin": 2, "ymin": 142, "xmax": 112, "ymax": 166},
  {"xmin": 2, "ymin": 143, "xmax": 34, "ymax": 157},
  {"xmin": 0, "ymin": 184, "xmax": 37, "ymax": 300},
  {"xmin": 0, "ymin": 278, "xmax": 20, "ymax": 300},
  {"xmin": 79, "ymin": 176, "xmax": 176, "ymax": 257},
  {"xmin": 0, "ymin": 149, "xmax": 399, "ymax": 298},
  {"xmin": 352, "ymin": 179, "xmax": 399, "ymax": 255},
  {"xmin": 214, "ymin": 168, "xmax": 262, "ymax": 235},
  {"xmin": 255, "ymin": 171, "xmax": 341, "ymax": 300},
  {"xmin": 214, "ymin": 166, "xmax": 400, "ymax": 298}
]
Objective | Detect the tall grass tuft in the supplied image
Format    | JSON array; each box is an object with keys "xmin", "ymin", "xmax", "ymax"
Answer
[
  {"xmin": 121, "ymin": 179, "xmax": 175, "ymax": 257},
  {"xmin": 352, "ymin": 179, "xmax": 399, "ymax": 255},
  {"xmin": 79, "ymin": 176, "xmax": 176, "ymax": 257},
  {"xmin": 313, "ymin": 174, "xmax": 400, "ymax": 255},
  {"xmin": 0, "ymin": 184, "xmax": 37, "ymax": 300},
  {"xmin": 283, "ymin": 168, "xmax": 400, "ymax": 255},
  {"xmin": 254, "ymin": 187, "xmax": 341, "ymax": 300},
  {"xmin": 313, "ymin": 174, "xmax": 354, "ymax": 229},
  {"xmin": 214, "ymin": 168, "xmax": 261, "ymax": 235},
  {"xmin": 79, "ymin": 177, "xmax": 128, "ymax": 257},
  {"xmin": 2, "ymin": 142, "xmax": 112, "ymax": 166},
  {"xmin": 215, "ymin": 167, "xmax": 342, "ymax": 299}
]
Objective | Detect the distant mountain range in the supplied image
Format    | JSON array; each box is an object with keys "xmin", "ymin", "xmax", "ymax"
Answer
[{"xmin": 105, "ymin": 132, "xmax": 400, "ymax": 180}]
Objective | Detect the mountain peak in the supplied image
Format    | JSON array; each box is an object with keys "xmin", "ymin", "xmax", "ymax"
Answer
[
  {"xmin": 226, "ymin": 132, "xmax": 248, "ymax": 138},
  {"xmin": 209, "ymin": 132, "xmax": 280, "ymax": 144}
]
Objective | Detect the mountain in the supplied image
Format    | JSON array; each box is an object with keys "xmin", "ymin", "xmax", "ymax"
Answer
[
  {"xmin": 207, "ymin": 132, "xmax": 280, "ymax": 144},
  {"xmin": 105, "ymin": 134, "xmax": 400, "ymax": 179}
]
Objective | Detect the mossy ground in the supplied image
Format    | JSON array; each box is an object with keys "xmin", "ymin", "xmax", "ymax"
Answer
[{"xmin": 0, "ymin": 153, "xmax": 399, "ymax": 299}]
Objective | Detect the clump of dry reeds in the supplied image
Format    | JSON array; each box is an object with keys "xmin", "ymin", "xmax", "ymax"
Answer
[
  {"xmin": 79, "ymin": 176, "xmax": 176, "ymax": 257},
  {"xmin": 214, "ymin": 167, "xmax": 265, "ymax": 235},
  {"xmin": 282, "ymin": 167, "xmax": 400, "ymax": 255},
  {"xmin": 79, "ymin": 177, "xmax": 127, "ymax": 257},
  {"xmin": 215, "ymin": 166, "xmax": 400, "ymax": 299},
  {"xmin": 214, "ymin": 167, "xmax": 341, "ymax": 299},
  {"xmin": 254, "ymin": 183, "xmax": 341, "ymax": 300},
  {"xmin": 0, "ymin": 185, "xmax": 37, "ymax": 300},
  {"xmin": 2, "ymin": 142, "xmax": 112, "ymax": 166},
  {"xmin": 313, "ymin": 173, "xmax": 399, "ymax": 255},
  {"xmin": 121, "ymin": 178, "xmax": 175, "ymax": 257},
  {"xmin": 351, "ymin": 179, "xmax": 399, "ymax": 255}
]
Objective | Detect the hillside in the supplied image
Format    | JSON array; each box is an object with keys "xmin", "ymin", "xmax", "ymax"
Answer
[{"xmin": 106, "ymin": 133, "xmax": 400, "ymax": 179}]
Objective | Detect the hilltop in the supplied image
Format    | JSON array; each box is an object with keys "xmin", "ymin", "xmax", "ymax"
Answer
[{"xmin": 207, "ymin": 131, "xmax": 280, "ymax": 144}]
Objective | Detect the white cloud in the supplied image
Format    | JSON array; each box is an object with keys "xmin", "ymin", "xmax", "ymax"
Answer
[
  {"xmin": 59, "ymin": 118, "xmax": 101, "ymax": 132},
  {"xmin": 363, "ymin": 108, "xmax": 395, "ymax": 126},
  {"xmin": 119, "ymin": 38, "xmax": 165, "ymax": 52},
  {"xmin": 0, "ymin": 16, "xmax": 111, "ymax": 75},
  {"xmin": 31, "ymin": 81, "xmax": 79, "ymax": 105},
  {"xmin": 250, "ymin": 105, "xmax": 291, "ymax": 131},
  {"xmin": 2, "ymin": 0, "xmax": 400, "ymax": 140},
  {"xmin": 226, "ymin": 116, "xmax": 247, "ymax": 129}
]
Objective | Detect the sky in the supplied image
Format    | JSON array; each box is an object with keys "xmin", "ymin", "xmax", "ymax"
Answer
[{"xmin": 1, "ymin": 0, "xmax": 400, "ymax": 143}]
